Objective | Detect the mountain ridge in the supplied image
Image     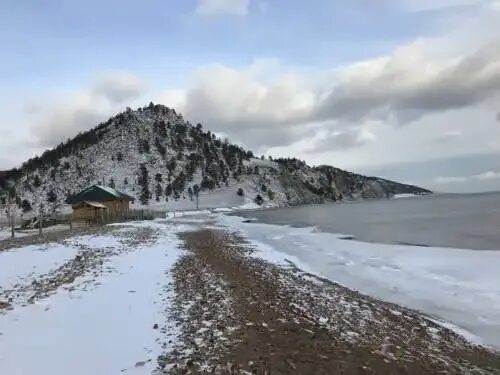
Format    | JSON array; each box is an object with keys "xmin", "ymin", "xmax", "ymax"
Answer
[{"xmin": 0, "ymin": 103, "xmax": 431, "ymax": 214}]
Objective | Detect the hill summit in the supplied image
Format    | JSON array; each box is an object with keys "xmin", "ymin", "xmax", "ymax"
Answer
[{"xmin": 0, "ymin": 103, "xmax": 430, "ymax": 214}]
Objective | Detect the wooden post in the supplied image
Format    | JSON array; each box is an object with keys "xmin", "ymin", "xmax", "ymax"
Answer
[
  {"xmin": 38, "ymin": 203, "xmax": 43, "ymax": 237},
  {"xmin": 10, "ymin": 210, "xmax": 15, "ymax": 240}
]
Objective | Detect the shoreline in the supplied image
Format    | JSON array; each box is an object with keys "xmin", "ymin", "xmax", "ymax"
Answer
[
  {"xmin": 214, "ymin": 211, "xmax": 500, "ymax": 350},
  {"xmin": 160, "ymin": 224, "xmax": 500, "ymax": 373}
]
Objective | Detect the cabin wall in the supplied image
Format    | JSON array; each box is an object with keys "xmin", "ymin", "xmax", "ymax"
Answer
[{"xmin": 72, "ymin": 206, "xmax": 102, "ymax": 222}]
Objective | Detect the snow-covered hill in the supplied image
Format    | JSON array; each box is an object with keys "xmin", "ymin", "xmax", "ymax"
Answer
[{"xmin": 0, "ymin": 103, "xmax": 431, "ymax": 215}]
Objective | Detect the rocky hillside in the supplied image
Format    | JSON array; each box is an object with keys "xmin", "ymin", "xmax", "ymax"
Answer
[{"xmin": 0, "ymin": 103, "xmax": 430, "ymax": 215}]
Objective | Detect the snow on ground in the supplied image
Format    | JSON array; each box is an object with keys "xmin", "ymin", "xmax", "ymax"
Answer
[
  {"xmin": 0, "ymin": 227, "xmax": 28, "ymax": 241},
  {"xmin": 0, "ymin": 221, "xmax": 185, "ymax": 375},
  {"xmin": 215, "ymin": 214, "xmax": 500, "ymax": 349},
  {"xmin": 0, "ymin": 224, "xmax": 72, "ymax": 241},
  {"xmin": 64, "ymin": 234, "xmax": 123, "ymax": 249},
  {"xmin": 0, "ymin": 243, "xmax": 79, "ymax": 291}
]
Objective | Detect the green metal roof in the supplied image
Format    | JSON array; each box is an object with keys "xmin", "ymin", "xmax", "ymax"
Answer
[{"xmin": 67, "ymin": 185, "xmax": 134, "ymax": 204}]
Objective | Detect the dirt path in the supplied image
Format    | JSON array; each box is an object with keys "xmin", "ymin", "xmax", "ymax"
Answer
[{"xmin": 159, "ymin": 228, "xmax": 500, "ymax": 374}]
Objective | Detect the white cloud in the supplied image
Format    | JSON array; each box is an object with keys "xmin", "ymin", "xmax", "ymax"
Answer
[
  {"xmin": 315, "ymin": 40, "xmax": 500, "ymax": 125},
  {"xmin": 472, "ymin": 170, "xmax": 500, "ymax": 180},
  {"xmin": 27, "ymin": 72, "xmax": 146, "ymax": 147},
  {"xmin": 435, "ymin": 130, "xmax": 462, "ymax": 142},
  {"xmin": 397, "ymin": 0, "xmax": 480, "ymax": 12},
  {"xmin": 28, "ymin": 92, "xmax": 110, "ymax": 147},
  {"xmin": 92, "ymin": 72, "xmax": 145, "ymax": 104},
  {"xmin": 311, "ymin": 126, "xmax": 377, "ymax": 152},
  {"xmin": 434, "ymin": 170, "xmax": 500, "ymax": 184},
  {"xmin": 434, "ymin": 175, "xmax": 468, "ymax": 184},
  {"xmin": 154, "ymin": 38, "xmax": 500, "ymax": 152},
  {"xmin": 195, "ymin": 0, "xmax": 250, "ymax": 16},
  {"xmin": 490, "ymin": 0, "xmax": 500, "ymax": 10},
  {"xmin": 180, "ymin": 63, "xmax": 315, "ymax": 128}
]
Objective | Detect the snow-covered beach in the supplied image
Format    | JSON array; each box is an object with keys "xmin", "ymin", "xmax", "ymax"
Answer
[{"xmin": 1, "ymin": 210, "xmax": 499, "ymax": 373}]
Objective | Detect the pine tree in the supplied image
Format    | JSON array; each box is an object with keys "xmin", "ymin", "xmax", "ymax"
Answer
[
  {"xmin": 254, "ymin": 194, "xmax": 264, "ymax": 205},
  {"xmin": 155, "ymin": 138, "xmax": 166, "ymax": 158},
  {"xmin": 137, "ymin": 164, "xmax": 150, "ymax": 205},
  {"xmin": 165, "ymin": 184, "xmax": 172, "ymax": 199},
  {"xmin": 46, "ymin": 189, "xmax": 59, "ymax": 213},
  {"xmin": 21, "ymin": 199, "xmax": 32, "ymax": 213},
  {"xmin": 155, "ymin": 183, "xmax": 163, "ymax": 201},
  {"xmin": 47, "ymin": 190, "xmax": 57, "ymax": 203},
  {"xmin": 33, "ymin": 174, "xmax": 41, "ymax": 187},
  {"xmin": 167, "ymin": 158, "xmax": 176, "ymax": 173}
]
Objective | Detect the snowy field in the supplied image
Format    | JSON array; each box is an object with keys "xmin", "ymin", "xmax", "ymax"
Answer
[
  {"xmin": 215, "ymin": 213, "xmax": 500, "ymax": 349},
  {"xmin": 0, "ymin": 220, "xmax": 189, "ymax": 375}
]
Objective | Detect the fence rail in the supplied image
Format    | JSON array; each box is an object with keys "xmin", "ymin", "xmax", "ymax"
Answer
[{"xmin": 1, "ymin": 208, "xmax": 171, "ymax": 241}]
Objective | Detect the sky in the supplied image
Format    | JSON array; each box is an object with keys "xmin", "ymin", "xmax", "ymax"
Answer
[{"xmin": 1, "ymin": 0, "xmax": 499, "ymax": 193}]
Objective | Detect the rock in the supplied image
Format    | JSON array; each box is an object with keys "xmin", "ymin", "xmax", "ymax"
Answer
[
  {"xmin": 153, "ymin": 323, "xmax": 159, "ymax": 329},
  {"xmin": 0, "ymin": 301, "xmax": 11, "ymax": 309}
]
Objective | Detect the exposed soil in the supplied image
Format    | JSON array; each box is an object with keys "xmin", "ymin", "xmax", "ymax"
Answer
[{"xmin": 159, "ymin": 228, "xmax": 500, "ymax": 374}]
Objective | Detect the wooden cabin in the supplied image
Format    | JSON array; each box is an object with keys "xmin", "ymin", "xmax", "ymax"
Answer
[{"xmin": 67, "ymin": 185, "xmax": 134, "ymax": 223}]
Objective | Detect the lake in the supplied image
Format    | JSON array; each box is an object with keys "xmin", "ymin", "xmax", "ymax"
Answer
[{"xmin": 236, "ymin": 192, "xmax": 500, "ymax": 250}]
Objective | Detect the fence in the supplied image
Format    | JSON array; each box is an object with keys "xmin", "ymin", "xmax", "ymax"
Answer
[{"xmin": 0, "ymin": 208, "xmax": 171, "ymax": 241}]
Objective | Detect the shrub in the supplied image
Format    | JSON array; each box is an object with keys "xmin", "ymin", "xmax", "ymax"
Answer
[{"xmin": 254, "ymin": 194, "xmax": 264, "ymax": 205}]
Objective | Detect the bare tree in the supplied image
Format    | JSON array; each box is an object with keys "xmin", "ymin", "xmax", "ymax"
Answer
[{"xmin": 0, "ymin": 187, "xmax": 17, "ymax": 239}]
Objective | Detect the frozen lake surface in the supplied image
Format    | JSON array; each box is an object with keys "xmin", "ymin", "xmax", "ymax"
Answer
[{"xmin": 236, "ymin": 192, "xmax": 500, "ymax": 250}]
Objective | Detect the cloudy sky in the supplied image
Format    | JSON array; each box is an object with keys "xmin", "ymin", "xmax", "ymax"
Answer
[{"xmin": 1, "ymin": 0, "xmax": 500, "ymax": 192}]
